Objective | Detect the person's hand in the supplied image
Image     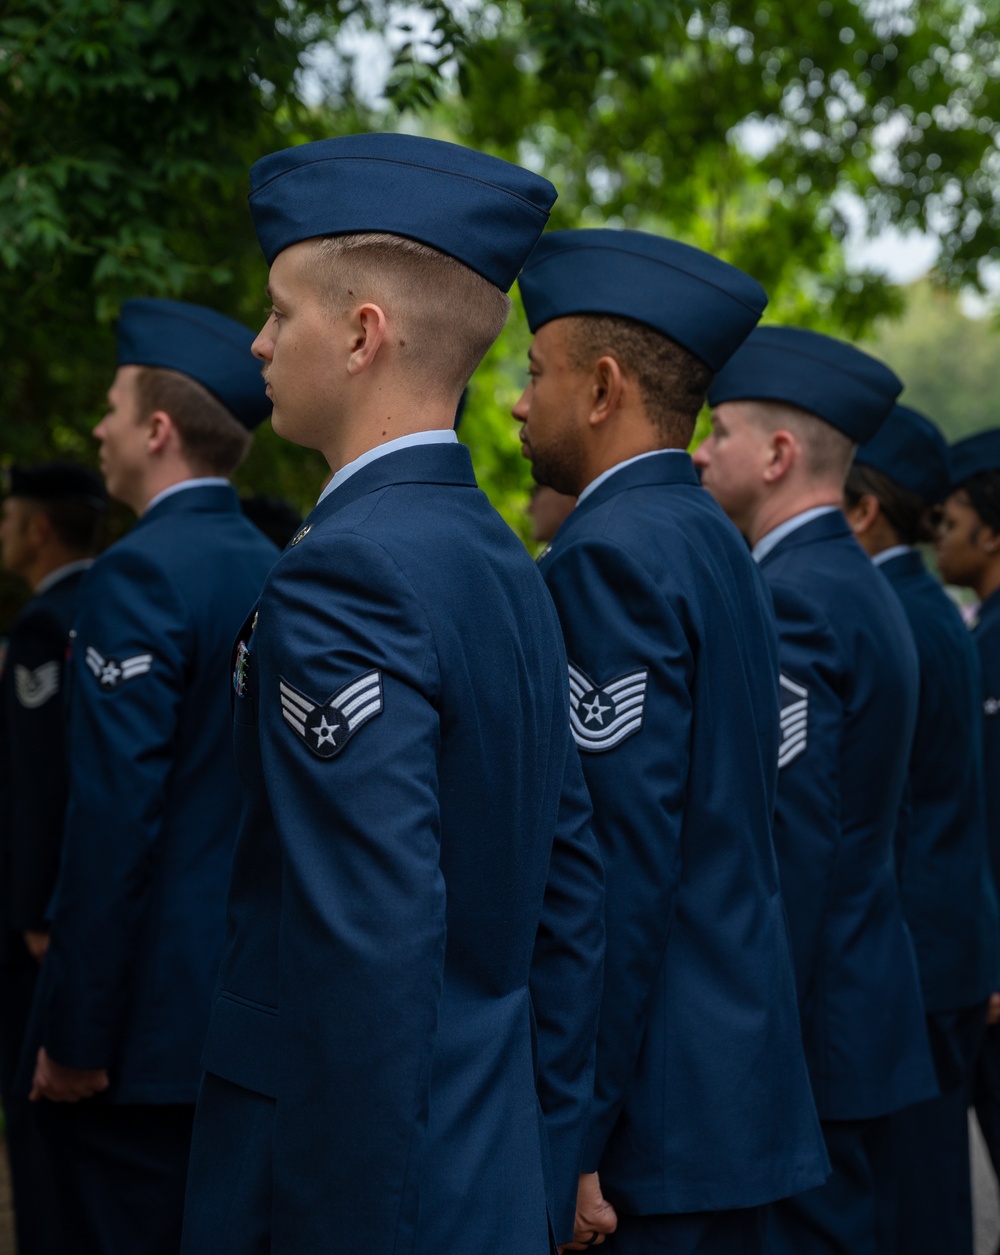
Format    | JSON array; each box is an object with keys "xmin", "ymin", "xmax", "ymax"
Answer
[
  {"xmin": 559, "ymin": 1173, "xmax": 618, "ymax": 1250},
  {"xmin": 23, "ymin": 930, "xmax": 49, "ymax": 963},
  {"xmin": 28, "ymin": 1047, "xmax": 109, "ymax": 1103},
  {"xmin": 986, "ymin": 993, "xmax": 1000, "ymax": 1027}
]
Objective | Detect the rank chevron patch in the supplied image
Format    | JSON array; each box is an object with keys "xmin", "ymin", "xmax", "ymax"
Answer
[
  {"xmin": 14, "ymin": 661, "xmax": 60, "ymax": 709},
  {"xmin": 85, "ymin": 646, "xmax": 153, "ymax": 690},
  {"xmin": 568, "ymin": 662, "xmax": 648, "ymax": 753},
  {"xmin": 778, "ymin": 673, "xmax": 809, "ymax": 768},
  {"xmin": 279, "ymin": 670, "xmax": 383, "ymax": 759}
]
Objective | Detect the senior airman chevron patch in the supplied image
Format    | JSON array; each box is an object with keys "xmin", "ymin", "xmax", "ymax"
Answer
[
  {"xmin": 778, "ymin": 673, "xmax": 808, "ymax": 768},
  {"xmin": 279, "ymin": 670, "xmax": 383, "ymax": 759},
  {"xmin": 85, "ymin": 647, "xmax": 153, "ymax": 690},
  {"xmin": 568, "ymin": 662, "xmax": 648, "ymax": 753}
]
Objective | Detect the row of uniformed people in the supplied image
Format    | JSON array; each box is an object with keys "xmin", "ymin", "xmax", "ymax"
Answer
[{"xmin": 0, "ymin": 128, "xmax": 997, "ymax": 1255}]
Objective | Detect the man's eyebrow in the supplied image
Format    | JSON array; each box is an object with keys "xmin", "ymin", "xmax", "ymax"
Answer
[{"xmin": 527, "ymin": 346, "xmax": 539, "ymax": 363}]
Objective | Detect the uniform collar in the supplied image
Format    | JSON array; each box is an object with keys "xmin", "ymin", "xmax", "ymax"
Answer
[
  {"xmin": 872, "ymin": 544, "xmax": 913, "ymax": 569},
  {"xmin": 873, "ymin": 546, "xmax": 925, "ymax": 582},
  {"xmin": 575, "ymin": 449, "xmax": 689, "ymax": 507},
  {"xmin": 144, "ymin": 477, "xmax": 231, "ymax": 515},
  {"xmin": 752, "ymin": 505, "xmax": 840, "ymax": 564},
  {"xmin": 34, "ymin": 558, "xmax": 94, "ymax": 596},
  {"xmin": 754, "ymin": 506, "xmax": 850, "ymax": 567},
  {"xmin": 318, "ymin": 430, "xmax": 459, "ymax": 506},
  {"xmin": 138, "ymin": 480, "xmax": 239, "ymax": 527},
  {"xmin": 304, "ymin": 441, "xmax": 478, "ymax": 531},
  {"xmin": 975, "ymin": 587, "xmax": 1000, "ymax": 631}
]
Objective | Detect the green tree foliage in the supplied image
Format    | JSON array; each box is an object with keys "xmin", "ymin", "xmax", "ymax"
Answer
[
  {"xmin": 0, "ymin": 0, "xmax": 362, "ymax": 506},
  {"xmin": 865, "ymin": 282, "xmax": 1000, "ymax": 439}
]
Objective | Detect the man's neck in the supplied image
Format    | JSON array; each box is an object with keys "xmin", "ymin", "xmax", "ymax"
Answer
[
  {"xmin": 133, "ymin": 466, "xmax": 204, "ymax": 515},
  {"xmin": 748, "ymin": 487, "xmax": 843, "ymax": 548},
  {"xmin": 321, "ymin": 395, "xmax": 459, "ymax": 476}
]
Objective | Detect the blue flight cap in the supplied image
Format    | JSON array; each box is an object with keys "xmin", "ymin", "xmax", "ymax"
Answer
[
  {"xmin": 854, "ymin": 404, "xmax": 952, "ymax": 504},
  {"xmin": 950, "ymin": 429, "xmax": 1000, "ymax": 490},
  {"xmin": 517, "ymin": 229, "xmax": 767, "ymax": 371},
  {"xmin": 249, "ymin": 133, "xmax": 556, "ymax": 292},
  {"xmin": 707, "ymin": 326, "xmax": 902, "ymax": 443},
  {"xmin": 116, "ymin": 299, "xmax": 270, "ymax": 431},
  {"xmin": 6, "ymin": 462, "xmax": 107, "ymax": 509}
]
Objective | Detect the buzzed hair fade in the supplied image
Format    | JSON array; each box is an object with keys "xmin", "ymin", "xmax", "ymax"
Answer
[{"xmin": 312, "ymin": 232, "xmax": 512, "ymax": 399}]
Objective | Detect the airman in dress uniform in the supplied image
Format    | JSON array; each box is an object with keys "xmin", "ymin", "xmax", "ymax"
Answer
[
  {"xmin": 696, "ymin": 329, "xmax": 938, "ymax": 1255},
  {"xmin": 935, "ymin": 429, "xmax": 1000, "ymax": 1190},
  {"xmin": 844, "ymin": 405, "xmax": 999, "ymax": 1255},
  {"xmin": 180, "ymin": 134, "xmax": 605, "ymax": 1255},
  {"xmin": 514, "ymin": 229, "xmax": 827, "ymax": 1255},
  {"xmin": 0, "ymin": 462, "xmax": 106, "ymax": 1255},
  {"xmin": 26, "ymin": 300, "xmax": 278, "ymax": 1254}
]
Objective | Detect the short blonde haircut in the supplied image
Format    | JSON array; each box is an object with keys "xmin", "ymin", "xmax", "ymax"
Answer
[
  {"xmin": 744, "ymin": 400, "xmax": 856, "ymax": 486},
  {"xmin": 312, "ymin": 233, "xmax": 511, "ymax": 398}
]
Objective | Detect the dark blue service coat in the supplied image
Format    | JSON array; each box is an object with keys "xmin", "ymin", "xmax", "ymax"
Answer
[
  {"xmin": 38, "ymin": 484, "xmax": 278, "ymax": 1102},
  {"xmin": 878, "ymin": 548, "xmax": 999, "ymax": 1014},
  {"xmin": 186, "ymin": 443, "xmax": 605, "ymax": 1254},
  {"xmin": 0, "ymin": 567, "xmax": 88, "ymax": 952},
  {"xmin": 976, "ymin": 590, "xmax": 1000, "ymax": 894},
  {"xmin": 538, "ymin": 452, "xmax": 827, "ymax": 1217},
  {"xmin": 759, "ymin": 512, "xmax": 937, "ymax": 1120}
]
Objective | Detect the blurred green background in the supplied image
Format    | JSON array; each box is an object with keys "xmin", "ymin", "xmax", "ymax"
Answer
[{"xmin": 3, "ymin": 0, "xmax": 1000, "ymax": 623}]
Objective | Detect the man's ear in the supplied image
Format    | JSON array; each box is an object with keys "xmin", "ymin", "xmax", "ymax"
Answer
[
  {"xmin": 346, "ymin": 303, "xmax": 388, "ymax": 376},
  {"xmin": 587, "ymin": 355, "xmax": 625, "ymax": 429},
  {"xmin": 145, "ymin": 410, "xmax": 175, "ymax": 456},
  {"xmin": 763, "ymin": 429, "xmax": 798, "ymax": 484}
]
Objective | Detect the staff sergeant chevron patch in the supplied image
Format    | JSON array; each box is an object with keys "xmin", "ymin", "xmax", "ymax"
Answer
[
  {"xmin": 568, "ymin": 662, "xmax": 648, "ymax": 753},
  {"xmin": 778, "ymin": 673, "xmax": 809, "ymax": 768},
  {"xmin": 279, "ymin": 670, "xmax": 383, "ymax": 759},
  {"xmin": 85, "ymin": 646, "xmax": 153, "ymax": 690},
  {"xmin": 14, "ymin": 661, "xmax": 60, "ymax": 709}
]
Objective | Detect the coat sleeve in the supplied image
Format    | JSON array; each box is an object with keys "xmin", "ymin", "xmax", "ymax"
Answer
[
  {"xmin": 529, "ymin": 726, "xmax": 605, "ymax": 1244},
  {"xmin": 41, "ymin": 549, "xmax": 189, "ymax": 1070},
  {"xmin": 542, "ymin": 536, "xmax": 693, "ymax": 1171},
  {"xmin": 3, "ymin": 607, "xmax": 72, "ymax": 934},
  {"xmin": 258, "ymin": 537, "xmax": 445, "ymax": 1255},
  {"xmin": 767, "ymin": 578, "xmax": 845, "ymax": 1004}
]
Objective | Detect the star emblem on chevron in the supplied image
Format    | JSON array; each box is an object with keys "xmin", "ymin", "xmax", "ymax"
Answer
[
  {"xmin": 278, "ymin": 669, "xmax": 384, "ymax": 759},
  {"xmin": 568, "ymin": 662, "xmax": 648, "ymax": 753},
  {"xmin": 84, "ymin": 646, "xmax": 154, "ymax": 690}
]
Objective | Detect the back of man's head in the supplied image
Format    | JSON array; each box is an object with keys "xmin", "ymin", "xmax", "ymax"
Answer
[
  {"xmin": 134, "ymin": 367, "xmax": 251, "ymax": 478},
  {"xmin": 746, "ymin": 399, "xmax": 857, "ymax": 488},
  {"xmin": 560, "ymin": 314, "xmax": 712, "ymax": 448},
  {"xmin": 313, "ymin": 233, "xmax": 511, "ymax": 402}
]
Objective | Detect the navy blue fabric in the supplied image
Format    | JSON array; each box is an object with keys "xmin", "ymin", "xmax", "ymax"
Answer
[
  {"xmin": 975, "ymin": 591, "xmax": 1000, "ymax": 913},
  {"xmin": 518, "ymin": 229, "xmax": 767, "ymax": 370},
  {"xmin": 878, "ymin": 549, "xmax": 999, "ymax": 1011},
  {"xmin": 249, "ymin": 133, "xmax": 556, "ymax": 289},
  {"xmin": 36, "ymin": 486, "xmax": 278, "ymax": 1101},
  {"xmin": 116, "ymin": 299, "xmax": 271, "ymax": 430},
  {"xmin": 707, "ymin": 327, "xmax": 902, "ymax": 443},
  {"xmin": 767, "ymin": 1118, "xmax": 896, "ymax": 1255},
  {"xmin": 537, "ymin": 453, "xmax": 827, "ymax": 1215},
  {"xmin": 757, "ymin": 513, "xmax": 937, "ymax": 1118},
  {"xmin": 951, "ymin": 427, "xmax": 1000, "ymax": 487},
  {"xmin": 183, "ymin": 443, "xmax": 605, "ymax": 1254},
  {"xmin": 36, "ymin": 1100, "xmax": 195, "ymax": 1255},
  {"xmin": 0, "ymin": 569, "xmax": 86, "ymax": 1254},
  {"xmin": 893, "ymin": 1004, "xmax": 986, "ymax": 1255},
  {"xmin": 854, "ymin": 404, "xmax": 951, "ymax": 503},
  {"xmin": 606, "ymin": 1206, "xmax": 769, "ymax": 1254}
]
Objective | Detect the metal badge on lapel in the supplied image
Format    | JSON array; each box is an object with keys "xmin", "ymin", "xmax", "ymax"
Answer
[
  {"xmin": 279, "ymin": 670, "xmax": 383, "ymax": 758},
  {"xmin": 568, "ymin": 662, "xmax": 648, "ymax": 753}
]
